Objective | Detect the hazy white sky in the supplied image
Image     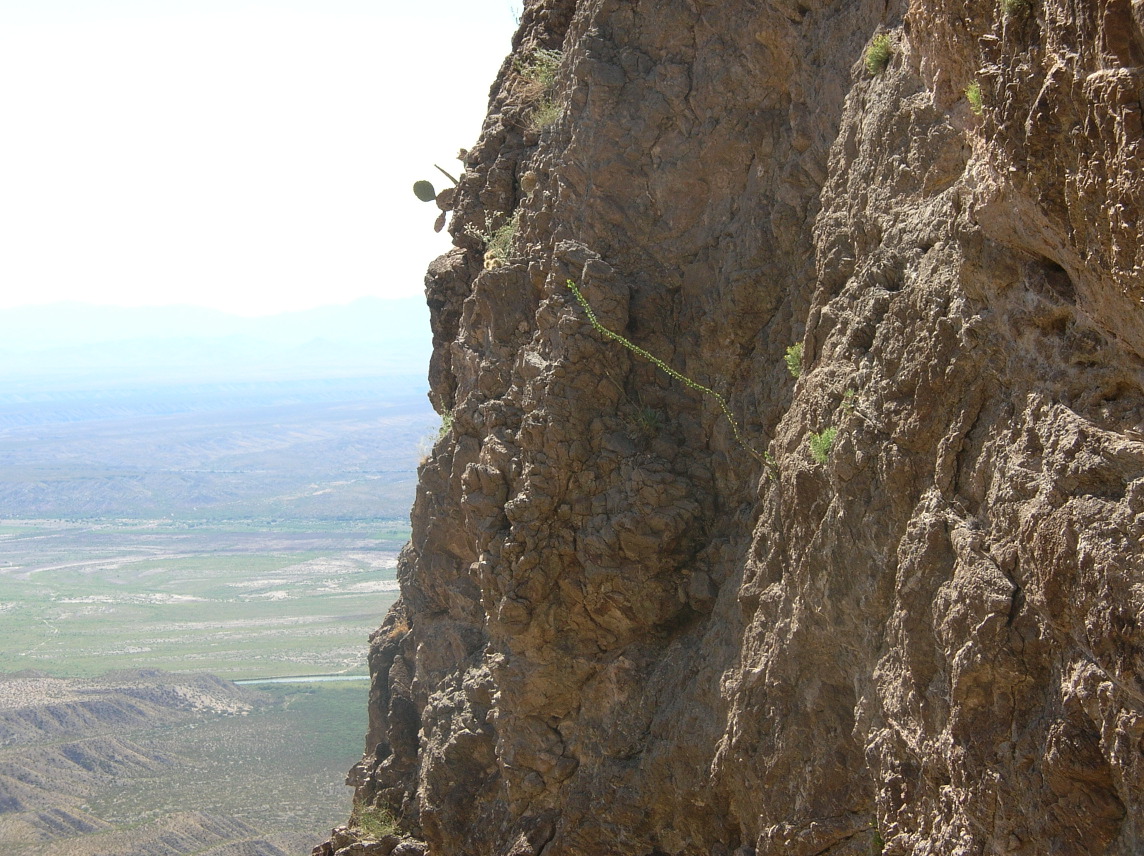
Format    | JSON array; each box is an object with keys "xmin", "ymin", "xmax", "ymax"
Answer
[{"xmin": 0, "ymin": 0, "xmax": 518, "ymax": 315}]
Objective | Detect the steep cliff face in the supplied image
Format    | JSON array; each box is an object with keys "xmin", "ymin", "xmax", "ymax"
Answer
[{"xmin": 339, "ymin": 0, "xmax": 1144, "ymax": 853}]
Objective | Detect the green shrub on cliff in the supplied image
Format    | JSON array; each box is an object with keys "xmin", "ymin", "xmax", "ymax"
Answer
[
  {"xmin": 485, "ymin": 211, "xmax": 520, "ymax": 266},
  {"xmin": 784, "ymin": 343, "xmax": 804, "ymax": 378},
  {"xmin": 517, "ymin": 48, "xmax": 565, "ymax": 132},
  {"xmin": 517, "ymin": 48, "xmax": 563, "ymax": 96},
  {"xmin": 625, "ymin": 405, "xmax": 663, "ymax": 442},
  {"xmin": 966, "ymin": 80, "xmax": 984, "ymax": 115},
  {"xmin": 351, "ymin": 802, "xmax": 399, "ymax": 840},
  {"xmin": 809, "ymin": 426, "xmax": 838, "ymax": 464},
  {"xmin": 466, "ymin": 211, "xmax": 520, "ymax": 268},
  {"xmin": 529, "ymin": 97, "xmax": 563, "ymax": 132},
  {"xmin": 865, "ymin": 34, "xmax": 892, "ymax": 74}
]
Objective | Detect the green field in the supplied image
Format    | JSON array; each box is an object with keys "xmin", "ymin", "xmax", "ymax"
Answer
[{"xmin": 0, "ymin": 519, "xmax": 405, "ymax": 680}]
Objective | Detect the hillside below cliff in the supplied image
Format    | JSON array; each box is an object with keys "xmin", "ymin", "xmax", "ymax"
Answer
[
  {"xmin": 0, "ymin": 672, "xmax": 324, "ymax": 856},
  {"xmin": 325, "ymin": 0, "xmax": 1144, "ymax": 853}
]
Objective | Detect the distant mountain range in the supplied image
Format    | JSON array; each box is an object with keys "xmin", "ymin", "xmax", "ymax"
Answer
[
  {"xmin": 0, "ymin": 298, "xmax": 437, "ymax": 520},
  {"xmin": 0, "ymin": 297, "xmax": 432, "ymax": 388},
  {"xmin": 0, "ymin": 297, "xmax": 429, "ymax": 349}
]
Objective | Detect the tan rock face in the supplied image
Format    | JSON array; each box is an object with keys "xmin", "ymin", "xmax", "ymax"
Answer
[{"xmin": 339, "ymin": 0, "xmax": 1144, "ymax": 853}]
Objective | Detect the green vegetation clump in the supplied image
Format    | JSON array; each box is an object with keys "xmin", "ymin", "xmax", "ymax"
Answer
[
  {"xmin": 871, "ymin": 823, "xmax": 885, "ymax": 854},
  {"xmin": 842, "ymin": 388, "xmax": 857, "ymax": 415},
  {"xmin": 966, "ymin": 80, "xmax": 984, "ymax": 115},
  {"xmin": 517, "ymin": 48, "xmax": 565, "ymax": 132},
  {"xmin": 412, "ymin": 165, "xmax": 462, "ymax": 231},
  {"xmin": 529, "ymin": 98, "xmax": 563, "ymax": 132},
  {"xmin": 1003, "ymin": 0, "xmax": 1029, "ymax": 16},
  {"xmin": 784, "ymin": 343, "xmax": 804, "ymax": 378},
  {"xmin": 466, "ymin": 210, "xmax": 520, "ymax": 268},
  {"xmin": 625, "ymin": 405, "xmax": 663, "ymax": 441},
  {"xmin": 486, "ymin": 210, "xmax": 520, "ymax": 267},
  {"xmin": 352, "ymin": 802, "xmax": 400, "ymax": 840},
  {"xmin": 517, "ymin": 48, "xmax": 563, "ymax": 95},
  {"xmin": 865, "ymin": 34, "xmax": 892, "ymax": 74},
  {"xmin": 809, "ymin": 426, "xmax": 838, "ymax": 464},
  {"xmin": 437, "ymin": 411, "xmax": 454, "ymax": 438}
]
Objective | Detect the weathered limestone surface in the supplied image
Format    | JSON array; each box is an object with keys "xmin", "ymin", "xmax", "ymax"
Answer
[{"xmin": 330, "ymin": 0, "xmax": 1144, "ymax": 853}]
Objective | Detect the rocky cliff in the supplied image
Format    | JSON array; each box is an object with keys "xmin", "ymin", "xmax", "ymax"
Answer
[{"xmin": 328, "ymin": 0, "xmax": 1144, "ymax": 853}]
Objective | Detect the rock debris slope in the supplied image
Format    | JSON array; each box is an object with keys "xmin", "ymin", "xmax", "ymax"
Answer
[{"xmin": 332, "ymin": 0, "xmax": 1144, "ymax": 853}]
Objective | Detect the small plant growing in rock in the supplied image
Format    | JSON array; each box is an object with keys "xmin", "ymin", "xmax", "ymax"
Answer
[
  {"xmin": 437, "ymin": 411, "xmax": 454, "ymax": 439},
  {"xmin": 763, "ymin": 449, "xmax": 780, "ymax": 478},
  {"xmin": 784, "ymin": 343, "xmax": 804, "ymax": 378},
  {"xmin": 965, "ymin": 80, "xmax": 984, "ymax": 115},
  {"xmin": 626, "ymin": 405, "xmax": 663, "ymax": 442},
  {"xmin": 529, "ymin": 97, "xmax": 563, "ymax": 132},
  {"xmin": 485, "ymin": 211, "xmax": 520, "ymax": 267},
  {"xmin": 351, "ymin": 801, "xmax": 399, "ymax": 840},
  {"xmin": 870, "ymin": 822, "xmax": 885, "ymax": 854},
  {"xmin": 809, "ymin": 426, "xmax": 838, "ymax": 464},
  {"xmin": 842, "ymin": 388, "xmax": 857, "ymax": 415},
  {"xmin": 385, "ymin": 616, "xmax": 410, "ymax": 641},
  {"xmin": 865, "ymin": 34, "xmax": 892, "ymax": 74},
  {"xmin": 517, "ymin": 48, "xmax": 565, "ymax": 133},
  {"xmin": 1002, "ymin": 0, "xmax": 1030, "ymax": 16},
  {"xmin": 466, "ymin": 211, "xmax": 520, "ymax": 268},
  {"xmin": 411, "ymin": 165, "xmax": 460, "ymax": 202},
  {"xmin": 517, "ymin": 48, "xmax": 563, "ymax": 97}
]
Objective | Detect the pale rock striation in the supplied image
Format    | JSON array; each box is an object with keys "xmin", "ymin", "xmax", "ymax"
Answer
[{"xmin": 329, "ymin": 0, "xmax": 1144, "ymax": 852}]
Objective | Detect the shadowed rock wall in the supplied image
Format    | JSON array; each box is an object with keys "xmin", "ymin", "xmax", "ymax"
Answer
[{"xmin": 330, "ymin": 0, "xmax": 1144, "ymax": 853}]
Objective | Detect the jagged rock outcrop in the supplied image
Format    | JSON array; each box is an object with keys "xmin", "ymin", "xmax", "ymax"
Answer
[{"xmin": 337, "ymin": 0, "xmax": 1144, "ymax": 853}]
